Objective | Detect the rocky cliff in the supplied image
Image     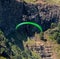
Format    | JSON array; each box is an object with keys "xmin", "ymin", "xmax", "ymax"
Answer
[{"xmin": 0, "ymin": 0, "xmax": 60, "ymax": 36}]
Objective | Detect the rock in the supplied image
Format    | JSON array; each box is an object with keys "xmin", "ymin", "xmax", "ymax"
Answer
[{"xmin": 0, "ymin": 0, "xmax": 60, "ymax": 36}]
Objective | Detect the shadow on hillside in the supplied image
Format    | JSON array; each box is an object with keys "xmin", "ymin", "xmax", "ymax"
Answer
[
  {"xmin": 0, "ymin": 0, "xmax": 60, "ymax": 50},
  {"xmin": 7, "ymin": 24, "xmax": 41, "ymax": 50},
  {"xmin": 0, "ymin": 0, "xmax": 25, "ymax": 50},
  {"xmin": 0, "ymin": 0, "xmax": 40, "ymax": 50}
]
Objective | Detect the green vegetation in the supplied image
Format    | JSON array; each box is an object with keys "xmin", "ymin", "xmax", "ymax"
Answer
[
  {"xmin": 51, "ymin": 23, "xmax": 57, "ymax": 29},
  {"xmin": 0, "ymin": 0, "xmax": 60, "ymax": 59},
  {"xmin": 24, "ymin": 0, "xmax": 36, "ymax": 3},
  {"xmin": 24, "ymin": 0, "xmax": 60, "ymax": 5},
  {"xmin": 46, "ymin": 0, "xmax": 60, "ymax": 5},
  {"xmin": 0, "ymin": 30, "xmax": 41, "ymax": 59},
  {"xmin": 40, "ymin": 32, "xmax": 44, "ymax": 40},
  {"xmin": 31, "ymin": 51, "xmax": 41, "ymax": 59},
  {"xmin": 0, "ymin": 56, "xmax": 6, "ymax": 59},
  {"xmin": 24, "ymin": 37, "xmax": 36, "ymax": 45},
  {"xmin": 48, "ymin": 22, "xmax": 60, "ymax": 44},
  {"xmin": 11, "ymin": 47, "xmax": 41, "ymax": 59}
]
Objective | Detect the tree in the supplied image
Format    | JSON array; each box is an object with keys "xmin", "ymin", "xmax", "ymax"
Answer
[
  {"xmin": 51, "ymin": 23, "xmax": 57, "ymax": 29},
  {"xmin": 57, "ymin": 36, "xmax": 60, "ymax": 44},
  {"xmin": 58, "ymin": 22, "xmax": 60, "ymax": 31},
  {"xmin": 40, "ymin": 32, "xmax": 44, "ymax": 41}
]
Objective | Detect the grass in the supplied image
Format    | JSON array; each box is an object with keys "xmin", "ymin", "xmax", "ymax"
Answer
[
  {"xmin": 46, "ymin": 0, "xmax": 60, "ymax": 5},
  {"xmin": 44, "ymin": 29, "xmax": 60, "ymax": 59},
  {"xmin": 24, "ymin": 0, "xmax": 36, "ymax": 3},
  {"xmin": 53, "ymin": 44, "xmax": 60, "ymax": 59},
  {"xmin": 0, "ymin": 56, "xmax": 6, "ymax": 59},
  {"xmin": 24, "ymin": 0, "xmax": 60, "ymax": 5},
  {"xmin": 31, "ymin": 51, "xmax": 42, "ymax": 59},
  {"xmin": 23, "ymin": 37, "xmax": 36, "ymax": 46}
]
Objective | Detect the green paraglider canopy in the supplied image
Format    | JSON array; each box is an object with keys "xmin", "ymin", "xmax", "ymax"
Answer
[{"xmin": 16, "ymin": 22, "xmax": 43, "ymax": 32}]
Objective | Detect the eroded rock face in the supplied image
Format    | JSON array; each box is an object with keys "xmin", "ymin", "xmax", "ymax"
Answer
[{"xmin": 0, "ymin": 0, "xmax": 60, "ymax": 36}]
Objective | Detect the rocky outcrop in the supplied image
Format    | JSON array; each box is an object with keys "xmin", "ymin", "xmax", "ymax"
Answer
[
  {"xmin": 0, "ymin": 0, "xmax": 60, "ymax": 36},
  {"xmin": 22, "ymin": 3, "xmax": 60, "ymax": 36}
]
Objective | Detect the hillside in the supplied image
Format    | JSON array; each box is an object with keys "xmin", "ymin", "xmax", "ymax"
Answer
[
  {"xmin": 24, "ymin": 0, "xmax": 60, "ymax": 5},
  {"xmin": 46, "ymin": 0, "xmax": 60, "ymax": 5},
  {"xmin": 0, "ymin": 0, "xmax": 60, "ymax": 59}
]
